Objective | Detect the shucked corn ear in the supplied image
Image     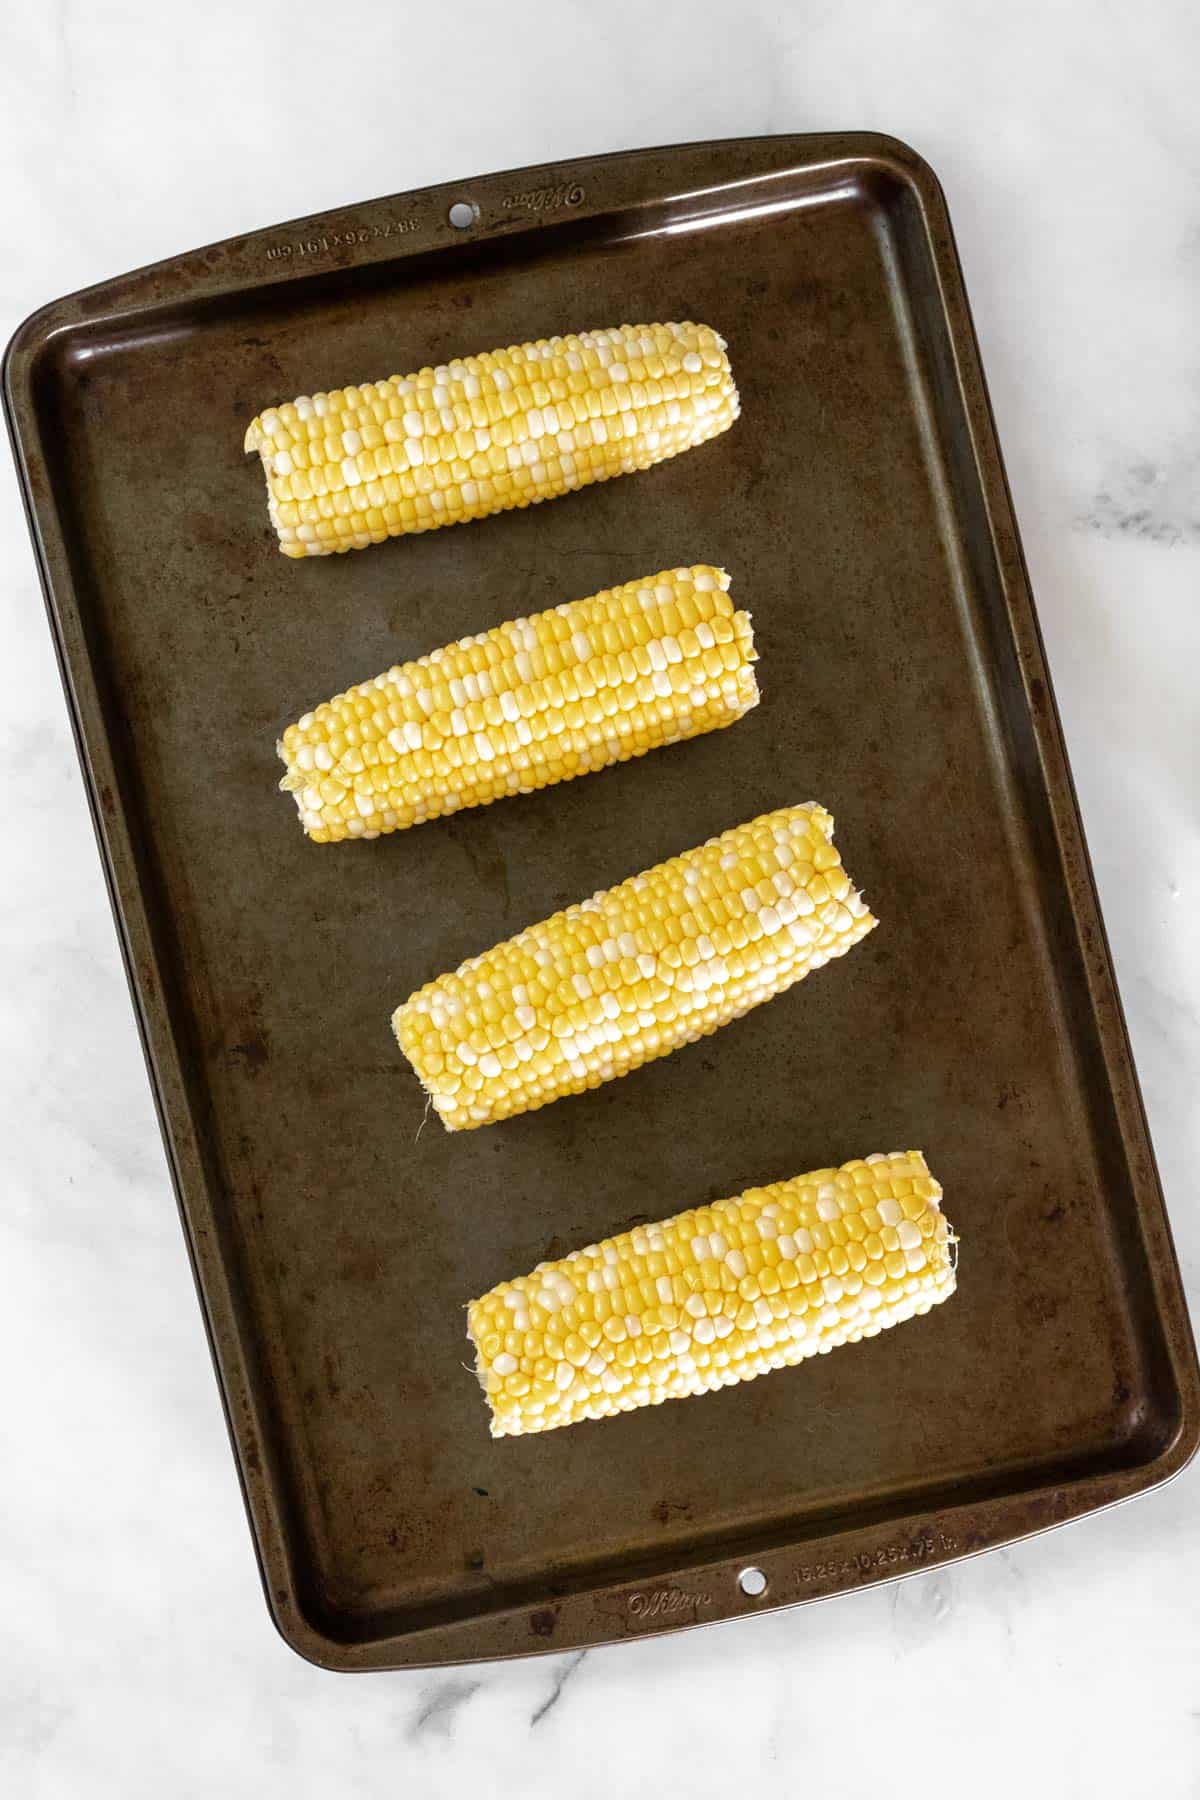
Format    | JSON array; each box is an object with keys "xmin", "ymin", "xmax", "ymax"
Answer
[
  {"xmin": 393, "ymin": 803, "xmax": 876, "ymax": 1129},
  {"xmin": 468, "ymin": 1152, "xmax": 956, "ymax": 1436},
  {"xmin": 245, "ymin": 322, "xmax": 739, "ymax": 558},
  {"xmin": 278, "ymin": 567, "xmax": 757, "ymax": 842}
]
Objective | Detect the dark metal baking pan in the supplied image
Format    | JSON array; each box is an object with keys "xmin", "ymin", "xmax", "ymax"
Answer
[{"xmin": 7, "ymin": 134, "xmax": 1197, "ymax": 1670}]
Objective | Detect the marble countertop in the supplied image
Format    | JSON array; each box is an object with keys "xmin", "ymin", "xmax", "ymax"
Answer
[{"xmin": 3, "ymin": 3, "xmax": 1197, "ymax": 1794}]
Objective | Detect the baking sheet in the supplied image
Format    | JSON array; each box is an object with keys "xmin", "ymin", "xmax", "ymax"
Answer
[{"xmin": 6, "ymin": 134, "xmax": 1196, "ymax": 1669}]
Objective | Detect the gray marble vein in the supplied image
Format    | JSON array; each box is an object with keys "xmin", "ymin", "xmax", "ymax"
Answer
[
  {"xmin": 407, "ymin": 1679, "xmax": 482, "ymax": 1741},
  {"xmin": 530, "ymin": 1651, "xmax": 587, "ymax": 1728},
  {"xmin": 1079, "ymin": 453, "xmax": 1200, "ymax": 544}
]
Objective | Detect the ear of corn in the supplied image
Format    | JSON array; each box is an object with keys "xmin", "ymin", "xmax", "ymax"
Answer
[
  {"xmin": 468, "ymin": 1152, "xmax": 956, "ymax": 1437},
  {"xmin": 393, "ymin": 804, "xmax": 876, "ymax": 1129},
  {"xmin": 245, "ymin": 323, "xmax": 739, "ymax": 558},
  {"xmin": 278, "ymin": 566, "xmax": 757, "ymax": 842}
]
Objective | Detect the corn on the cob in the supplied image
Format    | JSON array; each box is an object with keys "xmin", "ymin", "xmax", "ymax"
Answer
[
  {"xmin": 244, "ymin": 323, "xmax": 738, "ymax": 557},
  {"xmin": 278, "ymin": 567, "xmax": 757, "ymax": 842},
  {"xmin": 394, "ymin": 803, "xmax": 875, "ymax": 1129},
  {"xmin": 468, "ymin": 1152, "xmax": 956, "ymax": 1436}
]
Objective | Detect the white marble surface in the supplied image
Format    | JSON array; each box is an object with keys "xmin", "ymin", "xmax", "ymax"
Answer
[{"xmin": 3, "ymin": 2, "xmax": 1198, "ymax": 1793}]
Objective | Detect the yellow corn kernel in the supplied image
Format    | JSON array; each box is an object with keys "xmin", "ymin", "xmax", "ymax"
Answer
[
  {"xmin": 277, "ymin": 566, "xmax": 756, "ymax": 841},
  {"xmin": 393, "ymin": 803, "xmax": 876, "ymax": 1129},
  {"xmin": 468, "ymin": 1153, "xmax": 956, "ymax": 1436},
  {"xmin": 246, "ymin": 323, "xmax": 739, "ymax": 558}
]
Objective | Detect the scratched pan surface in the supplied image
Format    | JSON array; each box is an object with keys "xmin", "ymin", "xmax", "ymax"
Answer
[{"xmin": 7, "ymin": 136, "xmax": 1198, "ymax": 1669}]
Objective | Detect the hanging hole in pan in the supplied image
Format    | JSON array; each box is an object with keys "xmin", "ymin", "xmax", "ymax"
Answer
[
  {"xmin": 738, "ymin": 1566, "xmax": 768, "ymax": 1599},
  {"xmin": 448, "ymin": 200, "xmax": 480, "ymax": 230}
]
